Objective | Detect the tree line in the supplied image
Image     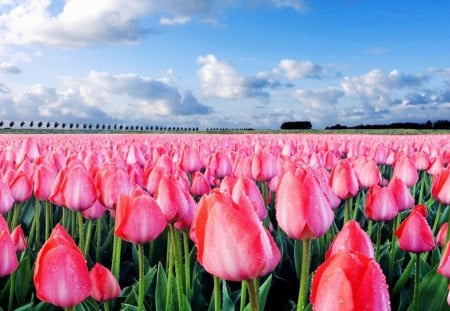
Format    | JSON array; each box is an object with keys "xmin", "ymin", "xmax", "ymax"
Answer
[{"xmin": 325, "ymin": 120, "xmax": 450, "ymax": 130}]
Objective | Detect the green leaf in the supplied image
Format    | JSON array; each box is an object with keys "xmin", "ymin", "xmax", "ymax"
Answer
[
  {"xmin": 393, "ymin": 255, "xmax": 415, "ymax": 295},
  {"xmin": 258, "ymin": 275, "xmax": 273, "ymax": 311},
  {"xmin": 12, "ymin": 302, "xmax": 34, "ymax": 311},
  {"xmin": 15, "ymin": 253, "xmax": 32, "ymax": 304},
  {"xmin": 155, "ymin": 262, "xmax": 168, "ymax": 311},
  {"xmin": 221, "ymin": 280, "xmax": 234, "ymax": 311},
  {"xmin": 418, "ymin": 266, "xmax": 448, "ymax": 311}
]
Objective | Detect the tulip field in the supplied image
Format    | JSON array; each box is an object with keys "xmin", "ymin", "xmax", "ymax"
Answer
[{"xmin": 2, "ymin": 133, "xmax": 450, "ymax": 311}]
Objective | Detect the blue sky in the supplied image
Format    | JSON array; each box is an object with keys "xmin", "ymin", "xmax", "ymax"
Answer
[{"xmin": 0, "ymin": 0, "xmax": 449, "ymax": 129}]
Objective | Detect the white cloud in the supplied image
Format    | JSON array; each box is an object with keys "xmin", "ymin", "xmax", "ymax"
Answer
[
  {"xmin": 160, "ymin": 16, "xmax": 190, "ymax": 25},
  {"xmin": 276, "ymin": 59, "xmax": 325, "ymax": 79},
  {"xmin": 0, "ymin": 0, "xmax": 305, "ymax": 47},
  {"xmin": 0, "ymin": 61, "xmax": 20, "ymax": 73},
  {"xmin": 197, "ymin": 54, "xmax": 246, "ymax": 99}
]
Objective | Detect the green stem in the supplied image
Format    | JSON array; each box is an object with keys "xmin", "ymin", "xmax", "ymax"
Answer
[
  {"xmin": 111, "ymin": 234, "xmax": 122, "ymax": 280},
  {"xmin": 413, "ymin": 253, "xmax": 420, "ymax": 311},
  {"xmin": 165, "ymin": 232, "xmax": 175, "ymax": 311},
  {"xmin": 9, "ymin": 202, "xmax": 21, "ymax": 231},
  {"xmin": 104, "ymin": 302, "xmax": 110, "ymax": 311},
  {"xmin": 95, "ymin": 218, "xmax": 102, "ymax": 261},
  {"xmin": 432, "ymin": 202, "xmax": 443, "ymax": 235},
  {"xmin": 183, "ymin": 231, "xmax": 191, "ymax": 300},
  {"xmin": 240, "ymin": 281, "xmax": 247, "ymax": 311},
  {"xmin": 375, "ymin": 221, "xmax": 383, "ymax": 262},
  {"xmin": 171, "ymin": 225, "xmax": 185, "ymax": 311},
  {"xmin": 77, "ymin": 212, "xmax": 84, "ymax": 253},
  {"xmin": 35, "ymin": 201, "xmax": 41, "ymax": 247},
  {"xmin": 70, "ymin": 210, "xmax": 76, "ymax": 238},
  {"xmin": 138, "ymin": 243, "xmax": 145, "ymax": 311},
  {"xmin": 388, "ymin": 216, "xmax": 400, "ymax": 283},
  {"xmin": 418, "ymin": 171, "xmax": 426, "ymax": 204},
  {"xmin": 214, "ymin": 276, "xmax": 221, "ymax": 311},
  {"xmin": 246, "ymin": 278, "xmax": 259, "ymax": 311},
  {"xmin": 84, "ymin": 219, "xmax": 93, "ymax": 257},
  {"xmin": 8, "ymin": 270, "xmax": 15, "ymax": 310},
  {"xmin": 64, "ymin": 307, "xmax": 75, "ymax": 311},
  {"xmin": 45, "ymin": 201, "xmax": 51, "ymax": 240},
  {"xmin": 62, "ymin": 206, "xmax": 68, "ymax": 229},
  {"xmin": 297, "ymin": 239, "xmax": 311, "ymax": 311},
  {"xmin": 344, "ymin": 198, "xmax": 352, "ymax": 223}
]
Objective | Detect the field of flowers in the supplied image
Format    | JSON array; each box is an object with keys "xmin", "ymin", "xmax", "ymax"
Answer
[{"xmin": 1, "ymin": 133, "xmax": 450, "ymax": 311}]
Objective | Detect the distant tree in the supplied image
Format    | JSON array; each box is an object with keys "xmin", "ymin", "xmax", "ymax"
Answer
[
  {"xmin": 69, "ymin": 123, "xmax": 74, "ymax": 129},
  {"xmin": 20, "ymin": 121, "xmax": 25, "ymax": 127},
  {"xmin": 37, "ymin": 121, "xmax": 43, "ymax": 128},
  {"xmin": 433, "ymin": 120, "xmax": 450, "ymax": 129},
  {"xmin": 113, "ymin": 124, "xmax": 117, "ymax": 130},
  {"xmin": 88, "ymin": 124, "xmax": 92, "ymax": 129},
  {"xmin": 54, "ymin": 122, "xmax": 59, "ymax": 128},
  {"xmin": 281, "ymin": 121, "xmax": 312, "ymax": 130},
  {"xmin": 0, "ymin": 120, "xmax": 3, "ymax": 127},
  {"xmin": 62, "ymin": 123, "xmax": 66, "ymax": 129},
  {"xmin": 76, "ymin": 123, "xmax": 79, "ymax": 129},
  {"xmin": 107, "ymin": 124, "xmax": 111, "ymax": 130},
  {"xmin": 46, "ymin": 122, "xmax": 51, "ymax": 128},
  {"xmin": 30, "ymin": 121, "xmax": 34, "ymax": 128},
  {"xmin": 10, "ymin": 121, "xmax": 15, "ymax": 128}
]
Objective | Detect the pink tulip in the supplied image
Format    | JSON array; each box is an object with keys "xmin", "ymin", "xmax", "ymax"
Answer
[
  {"xmin": 276, "ymin": 170, "xmax": 334, "ymax": 240},
  {"xmin": 10, "ymin": 225, "xmax": 27, "ymax": 252},
  {"xmin": 437, "ymin": 241, "xmax": 450, "ymax": 278},
  {"xmin": 365, "ymin": 185, "xmax": 399, "ymax": 221},
  {"xmin": 325, "ymin": 220, "xmax": 374, "ymax": 259},
  {"xmin": 392, "ymin": 156, "xmax": 418, "ymax": 187},
  {"xmin": 34, "ymin": 224, "xmax": 92, "ymax": 307},
  {"xmin": 0, "ymin": 229, "xmax": 18, "ymax": 277},
  {"xmin": 437, "ymin": 223, "xmax": 448, "ymax": 247},
  {"xmin": 329, "ymin": 159, "xmax": 359, "ymax": 200},
  {"xmin": 431, "ymin": 168, "xmax": 450, "ymax": 205},
  {"xmin": 231, "ymin": 175, "xmax": 267, "ymax": 221},
  {"xmin": 90, "ymin": 263, "xmax": 121, "ymax": 302},
  {"xmin": 0, "ymin": 180, "xmax": 14, "ymax": 214},
  {"xmin": 387, "ymin": 177, "xmax": 414, "ymax": 212},
  {"xmin": 352, "ymin": 157, "xmax": 382, "ymax": 189},
  {"xmin": 190, "ymin": 171, "xmax": 211, "ymax": 197},
  {"xmin": 155, "ymin": 174, "xmax": 189, "ymax": 223},
  {"xmin": 115, "ymin": 186, "xmax": 166, "ymax": 244},
  {"xmin": 9, "ymin": 171, "xmax": 32, "ymax": 203},
  {"xmin": 395, "ymin": 205, "xmax": 435, "ymax": 253},
  {"xmin": 190, "ymin": 189, "xmax": 280, "ymax": 281}
]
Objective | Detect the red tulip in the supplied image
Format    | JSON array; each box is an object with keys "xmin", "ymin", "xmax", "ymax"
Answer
[
  {"xmin": 364, "ymin": 185, "xmax": 399, "ymax": 221},
  {"xmin": 252, "ymin": 151, "xmax": 277, "ymax": 182},
  {"xmin": 10, "ymin": 225, "xmax": 27, "ymax": 252},
  {"xmin": 431, "ymin": 168, "xmax": 450, "ymax": 205},
  {"xmin": 0, "ymin": 180, "xmax": 14, "ymax": 214},
  {"xmin": 387, "ymin": 177, "xmax": 414, "ymax": 212},
  {"xmin": 0, "ymin": 229, "xmax": 18, "ymax": 277},
  {"xmin": 395, "ymin": 205, "xmax": 435, "ymax": 253},
  {"xmin": 9, "ymin": 171, "xmax": 32, "ymax": 203},
  {"xmin": 310, "ymin": 250, "xmax": 390, "ymax": 311},
  {"xmin": 352, "ymin": 157, "xmax": 382, "ymax": 189},
  {"xmin": 437, "ymin": 223, "xmax": 448, "ymax": 247},
  {"xmin": 180, "ymin": 145, "xmax": 203, "ymax": 173},
  {"xmin": 325, "ymin": 220, "xmax": 374, "ymax": 259},
  {"xmin": 34, "ymin": 224, "xmax": 92, "ymax": 307},
  {"xmin": 82, "ymin": 199, "xmax": 107, "ymax": 220},
  {"xmin": 51, "ymin": 164, "xmax": 97, "ymax": 212},
  {"xmin": 34, "ymin": 163, "xmax": 57, "ymax": 201},
  {"xmin": 190, "ymin": 190, "xmax": 280, "ymax": 281},
  {"xmin": 392, "ymin": 156, "xmax": 418, "ymax": 187},
  {"xmin": 276, "ymin": 170, "xmax": 334, "ymax": 240},
  {"xmin": 115, "ymin": 186, "xmax": 166, "ymax": 244},
  {"xmin": 231, "ymin": 175, "xmax": 267, "ymax": 220},
  {"xmin": 95, "ymin": 165, "xmax": 133, "ymax": 209},
  {"xmin": 329, "ymin": 159, "xmax": 359, "ymax": 200},
  {"xmin": 155, "ymin": 174, "xmax": 189, "ymax": 223},
  {"xmin": 438, "ymin": 240, "xmax": 450, "ymax": 278},
  {"xmin": 190, "ymin": 171, "xmax": 211, "ymax": 197},
  {"xmin": 89, "ymin": 263, "xmax": 121, "ymax": 302}
]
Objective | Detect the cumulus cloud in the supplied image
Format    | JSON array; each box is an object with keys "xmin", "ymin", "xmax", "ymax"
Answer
[
  {"xmin": 276, "ymin": 59, "xmax": 325, "ymax": 79},
  {"xmin": 81, "ymin": 70, "xmax": 211, "ymax": 116},
  {"xmin": 0, "ymin": 0, "xmax": 305, "ymax": 47},
  {"xmin": 0, "ymin": 62, "xmax": 20, "ymax": 73},
  {"xmin": 0, "ymin": 69, "xmax": 210, "ymax": 125},
  {"xmin": 197, "ymin": 54, "xmax": 291, "ymax": 100}
]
